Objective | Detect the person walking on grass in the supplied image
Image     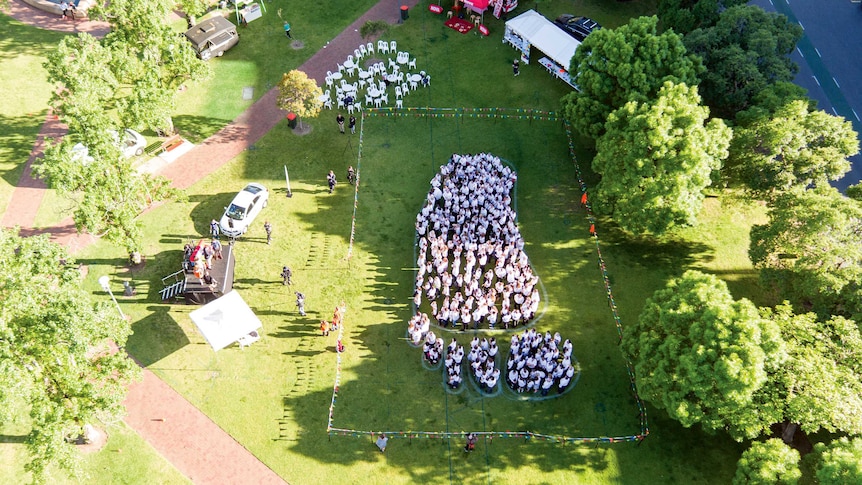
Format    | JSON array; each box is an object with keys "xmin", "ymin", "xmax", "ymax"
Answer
[
  {"xmin": 327, "ymin": 170, "xmax": 337, "ymax": 193},
  {"xmin": 349, "ymin": 115, "xmax": 356, "ymax": 134},
  {"xmin": 513, "ymin": 59, "xmax": 519, "ymax": 77},
  {"xmin": 336, "ymin": 113, "xmax": 345, "ymax": 134},
  {"xmin": 264, "ymin": 220, "xmax": 272, "ymax": 245},
  {"xmin": 296, "ymin": 291, "xmax": 307, "ymax": 316},
  {"xmin": 347, "ymin": 165, "xmax": 356, "ymax": 185},
  {"xmin": 376, "ymin": 434, "xmax": 388, "ymax": 452},
  {"xmin": 281, "ymin": 265, "xmax": 292, "ymax": 285},
  {"xmin": 283, "ymin": 22, "xmax": 293, "ymax": 39}
]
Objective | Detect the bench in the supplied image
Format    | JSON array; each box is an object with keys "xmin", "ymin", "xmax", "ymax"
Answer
[{"xmin": 145, "ymin": 134, "xmax": 184, "ymax": 156}]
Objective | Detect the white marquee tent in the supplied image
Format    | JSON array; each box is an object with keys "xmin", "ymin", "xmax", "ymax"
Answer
[
  {"xmin": 503, "ymin": 10, "xmax": 580, "ymax": 72},
  {"xmin": 189, "ymin": 290, "xmax": 262, "ymax": 351}
]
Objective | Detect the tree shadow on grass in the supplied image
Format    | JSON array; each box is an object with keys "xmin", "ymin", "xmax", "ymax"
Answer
[
  {"xmin": 126, "ymin": 305, "xmax": 190, "ymax": 367},
  {"xmin": 171, "ymin": 115, "xmax": 234, "ymax": 144}
]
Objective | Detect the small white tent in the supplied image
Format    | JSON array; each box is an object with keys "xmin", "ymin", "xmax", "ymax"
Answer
[
  {"xmin": 189, "ymin": 291, "xmax": 262, "ymax": 351},
  {"xmin": 503, "ymin": 10, "xmax": 579, "ymax": 86}
]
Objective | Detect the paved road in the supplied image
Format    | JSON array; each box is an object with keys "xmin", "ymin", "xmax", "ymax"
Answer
[{"xmin": 752, "ymin": 0, "xmax": 862, "ymax": 190}]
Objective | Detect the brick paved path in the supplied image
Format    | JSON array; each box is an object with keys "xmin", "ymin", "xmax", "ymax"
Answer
[{"xmin": 1, "ymin": 0, "xmax": 419, "ymax": 483}]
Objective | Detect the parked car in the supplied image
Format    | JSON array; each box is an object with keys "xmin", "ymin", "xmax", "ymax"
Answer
[
  {"xmin": 183, "ymin": 16, "xmax": 239, "ymax": 61},
  {"xmin": 70, "ymin": 129, "xmax": 146, "ymax": 163},
  {"xmin": 554, "ymin": 15, "xmax": 601, "ymax": 42},
  {"xmin": 219, "ymin": 183, "xmax": 269, "ymax": 237}
]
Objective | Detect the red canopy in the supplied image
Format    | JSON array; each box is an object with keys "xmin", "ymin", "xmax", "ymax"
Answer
[{"xmin": 464, "ymin": 0, "xmax": 489, "ymax": 13}]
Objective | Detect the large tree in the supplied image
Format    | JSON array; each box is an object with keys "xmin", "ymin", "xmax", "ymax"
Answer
[
  {"xmin": 733, "ymin": 439, "xmax": 801, "ymax": 485},
  {"xmin": 0, "ymin": 229, "xmax": 141, "ymax": 482},
  {"xmin": 756, "ymin": 304, "xmax": 862, "ymax": 439},
  {"xmin": 685, "ymin": 5, "xmax": 803, "ymax": 119},
  {"xmin": 621, "ymin": 270, "xmax": 780, "ymax": 440},
  {"xmin": 658, "ymin": 0, "xmax": 747, "ymax": 35},
  {"xmin": 591, "ymin": 82, "xmax": 730, "ymax": 235},
  {"xmin": 562, "ymin": 16, "xmax": 703, "ymax": 140},
  {"xmin": 749, "ymin": 187, "xmax": 862, "ymax": 317},
  {"xmin": 59, "ymin": 0, "xmax": 211, "ymax": 134},
  {"xmin": 812, "ymin": 437, "xmax": 862, "ymax": 485},
  {"xmin": 728, "ymin": 100, "xmax": 858, "ymax": 193}
]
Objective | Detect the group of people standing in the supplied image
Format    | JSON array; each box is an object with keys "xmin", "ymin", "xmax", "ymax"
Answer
[
  {"xmin": 422, "ymin": 331, "xmax": 444, "ymax": 365},
  {"xmin": 413, "ymin": 153, "xmax": 540, "ymax": 331},
  {"xmin": 467, "ymin": 337, "xmax": 500, "ymax": 393},
  {"xmin": 506, "ymin": 329, "xmax": 576, "ymax": 395}
]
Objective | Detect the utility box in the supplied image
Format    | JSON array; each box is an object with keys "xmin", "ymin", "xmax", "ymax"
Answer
[{"xmin": 184, "ymin": 16, "xmax": 240, "ymax": 61}]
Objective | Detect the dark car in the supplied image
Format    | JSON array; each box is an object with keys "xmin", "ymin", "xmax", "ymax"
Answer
[{"xmin": 554, "ymin": 15, "xmax": 601, "ymax": 42}]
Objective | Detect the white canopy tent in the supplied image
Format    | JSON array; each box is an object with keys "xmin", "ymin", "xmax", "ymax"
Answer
[
  {"xmin": 503, "ymin": 10, "xmax": 579, "ymax": 84},
  {"xmin": 189, "ymin": 290, "xmax": 262, "ymax": 351}
]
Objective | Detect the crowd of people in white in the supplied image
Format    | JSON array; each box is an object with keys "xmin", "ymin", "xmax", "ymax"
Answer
[
  {"xmin": 422, "ymin": 331, "xmax": 445, "ymax": 366},
  {"xmin": 413, "ymin": 153, "xmax": 540, "ymax": 330},
  {"xmin": 444, "ymin": 340, "xmax": 465, "ymax": 389},
  {"xmin": 506, "ymin": 329, "xmax": 576, "ymax": 395},
  {"xmin": 467, "ymin": 337, "xmax": 501, "ymax": 393}
]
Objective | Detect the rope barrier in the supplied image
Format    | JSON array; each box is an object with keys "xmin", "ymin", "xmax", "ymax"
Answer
[{"xmin": 328, "ymin": 111, "xmax": 649, "ymax": 444}]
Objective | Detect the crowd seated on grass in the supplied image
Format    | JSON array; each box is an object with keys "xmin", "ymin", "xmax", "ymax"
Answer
[
  {"xmin": 413, "ymin": 153, "xmax": 540, "ymax": 331},
  {"xmin": 444, "ymin": 339, "xmax": 464, "ymax": 389},
  {"xmin": 423, "ymin": 331, "xmax": 444, "ymax": 365},
  {"xmin": 506, "ymin": 329, "xmax": 575, "ymax": 395},
  {"xmin": 468, "ymin": 337, "xmax": 500, "ymax": 393}
]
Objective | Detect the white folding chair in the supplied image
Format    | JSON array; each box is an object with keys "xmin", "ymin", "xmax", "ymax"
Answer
[
  {"xmin": 388, "ymin": 58, "xmax": 397, "ymax": 70},
  {"xmin": 381, "ymin": 93, "xmax": 389, "ymax": 105},
  {"xmin": 420, "ymin": 70, "xmax": 426, "ymax": 77},
  {"xmin": 326, "ymin": 77, "xmax": 333, "ymax": 88},
  {"xmin": 395, "ymin": 86, "xmax": 402, "ymax": 99},
  {"xmin": 337, "ymin": 98, "xmax": 345, "ymax": 108},
  {"xmin": 401, "ymin": 83, "xmax": 410, "ymax": 95},
  {"xmin": 324, "ymin": 89, "xmax": 331, "ymax": 98},
  {"xmin": 347, "ymin": 66, "xmax": 355, "ymax": 76},
  {"xmin": 366, "ymin": 42, "xmax": 375, "ymax": 55},
  {"xmin": 379, "ymin": 81, "xmax": 386, "ymax": 91},
  {"xmin": 359, "ymin": 79, "xmax": 367, "ymax": 89},
  {"xmin": 326, "ymin": 70, "xmax": 333, "ymax": 78},
  {"xmin": 396, "ymin": 99, "xmax": 403, "ymax": 109},
  {"xmin": 365, "ymin": 95, "xmax": 374, "ymax": 107},
  {"xmin": 424, "ymin": 75, "xmax": 431, "ymax": 86},
  {"xmin": 354, "ymin": 48, "xmax": 363, "ymax": 60},
  {"xmin": 348, "ymin": 103, "xmax": 355, "ymax": 114},
  {"xmin": 410, "ymin": 80, "xmax": 418, "ymax": 90},
  {"xmin": 398, "ymin": 72, "xmax": 405, "ymax": 83},
  {"xmin": 337, "ymin": 63, "xmax": 345, "ymax": 73},
  {"xmin": 378, "ymin": 40, "xmax": 388, "ymax": 54},
  {"xmin": 408, "ymin": 58, "xmax": 417, "ymax": 69},
  {"xmin": 347, "ymin": 54, "xmax": 354, "ymax": 63},
  {"xmin": 359, "ymin": 44, "xmax": 368, "ymax": 57},
  {"xmin": 374, "ymin": 97, "xmax": 383, "ymax": 108},
  {"xmin": 390, "ymin": 40, "xmax": 397, "ymax": 52},
  {"xmin": 324, "ymin": 99, "xmax": 333, "ymax": 109}
]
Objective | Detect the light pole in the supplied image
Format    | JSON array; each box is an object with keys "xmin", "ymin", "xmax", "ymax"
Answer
[{"xmin": 98, "ymin": 276, "xmax": 125, "ymax": 320}]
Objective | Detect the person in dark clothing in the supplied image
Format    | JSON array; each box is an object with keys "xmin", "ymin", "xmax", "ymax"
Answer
[
  {"xmin": 347, "ymin": 166, "xmax": 356, "ymax": 185},
  {"xmin": 327, "ymin": 170, "xmax": 337, "ymax": 193},
  {"xmin": 281, "ymin": 266, "xmax": 292, "ymax": 285}
]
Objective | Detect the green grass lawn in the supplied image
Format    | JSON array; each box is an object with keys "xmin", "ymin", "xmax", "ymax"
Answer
[{"xmin": 0, "ymin": 15, "xmax": 66, "ymax": 221}]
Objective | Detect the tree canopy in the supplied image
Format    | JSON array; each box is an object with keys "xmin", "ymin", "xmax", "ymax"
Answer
[
  {"xmin": 684, "ymin": 5, "xmax": 802, "ymax": 119},
  {"xmin": 622, "ymin": 270, "xmax": 779, "ymax": 439},
  {"xmin": 749, "ymin": 187, "xmax": 862, "ymax": 317},
  {"xmin": 812, "ymin": 437, "xmax": 862, "ymax": 485},
  {"xmin": 657, "ymin": 0, "xmax": 747, "ymax": 35},
  {"xmin": 728, "ymin": 100, "xmax": 858, "ymax": 193},
  {"xmin": 0, "ymin": 229, "xmax": 140, "ymax": 482},
  {"xmin": 733, "ymin": 439, "xmax": 801, "ymax": 485},
  {"xmin": 756, "ymin": 304, "xmax": 862, "ymax": 437},
  {"xmin": 591, "ymin": 82, "xmax": 730, "ymax": 235},
  {"xmin": 276, "ymin": 70, "xmax": 323, "ymax": 129},
  {"xmin": 562, "ymin": 16, "xmax": 703, "ymax": 140}
]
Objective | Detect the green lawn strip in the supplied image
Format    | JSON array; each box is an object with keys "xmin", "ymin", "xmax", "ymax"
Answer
[
  {"xmin": 0, "ymin": 418, "xmax": 189, "ymax": 485},
  {"xmin": 0, "ymin": 15, "xmax": 66, "ymax": 220}
]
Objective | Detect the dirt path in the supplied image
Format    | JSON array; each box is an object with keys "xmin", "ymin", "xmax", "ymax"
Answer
[{"xmin": 2, "ymin": 1, "xmax": 418, "ymax": 483}]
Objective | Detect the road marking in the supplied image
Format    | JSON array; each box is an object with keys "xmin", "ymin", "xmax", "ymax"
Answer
[
  {"xmin": 853, "ymin": 109, "xmax": 860, "ymax": 122},
  {"xmin": 812, "ymin": 75, "xmax": 821, "ymax": 87},
  {"xmin": 815, "ymin": 48, "xmax": 822, "ymax": 58},
  {"xmin": 833, "ymin": 77, "xmax": 840, "ymax": 88},
  {"xmin": 796, "ymin": 47, "xmax": 804, "ymax": 58}
]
